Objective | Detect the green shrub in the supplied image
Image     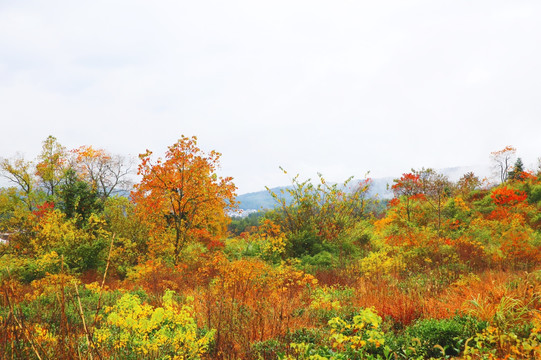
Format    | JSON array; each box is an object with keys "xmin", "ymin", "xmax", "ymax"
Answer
[
  {"xmin": 308, "ymin": 286, "xmax": 355, "ymax": 323},
  {"xmin": 287, "ymin": 327, "xmax": 325, "ymax": 345},
  {"xmin": 301, "ymin": 251, "xmax": 335, "ymax": 269},
  {"xmin": 404, "ymin": 315, "xmax": 487, "ymax": 358},
  {"xmin": 528, "ymin": 184, "xmax": 541, "ymax": 204},
  {"xmin": 288, "ymin": 230, "xmax": 324, "ymax": 257},
  {"xmin": 250, "ymin": 338, "xmax": 285, "ymax": 360},
  {"xmin": 283, "ymin": 308, "xmax": 387, "ymax": 360}
]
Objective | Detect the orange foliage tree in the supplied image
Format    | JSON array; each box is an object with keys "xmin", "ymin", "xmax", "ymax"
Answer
[{"xmin": 132, "ymin": 136, "xmax": 237, "ymax": 263}]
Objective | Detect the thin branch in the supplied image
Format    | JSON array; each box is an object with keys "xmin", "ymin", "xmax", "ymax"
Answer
[
  {"xmin": 91, "ymin": 234, "xmax": 114, "ymax": 329},
  {"xmin": 73, "ymin": 283, "xmax": 93, "ymax": 360}
]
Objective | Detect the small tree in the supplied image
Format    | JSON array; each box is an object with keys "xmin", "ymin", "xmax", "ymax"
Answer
[
  {"xmin": 416, "ymin": 168, "xmax": 451, "ymax": 235},
  {"xmin": 267, "ymin": 169, "xmax": 371, "ymax": 257},
  {"xmin": 391, "ymin": 172, "xmax": 423, "ymax": 222},
  {"xmin": 456, "ymin": 172, "xmax": 481, "ymax": 197},
  {"xmin": 71, "ymin": 145, "xmax": 133, "ymax": 200},
  {"xmin": 490, "ymin": 146, "xmax": 516, "ymax": 184},
  {"xmin": 58, "ymin": 168, "xmax": 101, "ymax": 225},
  {"xmin": 0, "ymin": 153, "xmax": 36, "ymax": 210},
  {"xmin": 35, "ymin": 135, "xmax": 68, "ymax": 198},
  {"xmin": 508, "ymin": 157, "xmax": 525, "ymax": 181},
  {"xmin": 132, "ymin": 136, "xmax": 237, "ymax": 263}
]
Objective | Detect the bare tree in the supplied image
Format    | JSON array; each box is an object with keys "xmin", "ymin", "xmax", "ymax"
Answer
[
  {"xmin": 456, "ymin": 172, "xmax": 481, "ymax": 197},
  {"xmin": 490, "ymin": 146, "xmax": 516, "ymax": 184},
  {"xmin": 415, "ymin": 168, "xmax": 451, "ymax": 235},
  {"xmin": 71, "ymin": 146, "xmax": 134, "ymax": 199}
]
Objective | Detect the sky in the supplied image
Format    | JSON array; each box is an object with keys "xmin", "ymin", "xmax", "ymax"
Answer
[{"xmin": 1, "ymin": 1, "xmax": 540, "ymax": 194}]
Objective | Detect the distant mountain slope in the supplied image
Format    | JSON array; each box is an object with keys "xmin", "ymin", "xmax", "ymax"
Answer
[
  {"xmin": 235, "ymin": 166, "xmax": 490, "ymax": 210},
  {"xmin": 235, "ymin": 187, "xmax": 292, "ymax": 211},
  {"xmin": 236, "ymin": 178, "xmax": 394, "ymax": 211}
]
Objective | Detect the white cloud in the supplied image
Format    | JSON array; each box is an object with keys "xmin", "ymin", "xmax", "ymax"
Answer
[{"xmin": 1, "ymin": 1, "xmax": 540, "ymax": 193}]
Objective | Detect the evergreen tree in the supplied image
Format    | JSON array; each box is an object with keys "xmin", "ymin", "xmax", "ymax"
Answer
[
  {"xmin": 509, "ymin": 157, "xmax": 525, "ymax": 180},
  {"xmin": 58, "ymin": 168, "xmax": 101, "ymax": 225}
]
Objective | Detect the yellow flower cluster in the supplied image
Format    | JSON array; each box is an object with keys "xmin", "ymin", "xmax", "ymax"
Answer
[
  {"xmin": 328, "ymin": 308, "xmax": 385, "ymax": 351},
  {"xmin": 262, "ymin": 235, "xmax": 287, "ymax": 258},
  {"xmin": 309, "ymin": 286, "xmax": 342, "ymax": 312},
  {"xmin": 95, "ymin": 290, "xmax": 214, "ymax": 359},
  {"xmin": 454, "ymin": 196, "xmax": 470, "ymax": 212},
  {"xmin": 358, "ymin": 250, "xmax": 404, "ymax": 277}
]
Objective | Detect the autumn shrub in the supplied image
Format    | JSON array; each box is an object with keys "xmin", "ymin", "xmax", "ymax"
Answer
[
  {"xmin": 266, "ymin": 172, "xmax": 372, "ymax": 262},
  {"xmin": 452, "ymin": 237, "xmax": 488, "ymax": 270},
  {"xmin": 31, "ymin": 210, "xmax": 111, "ymax": 274},
  {"xmin": 1, "ymin": 319, "xmax": 61, "ymax": 359},
  {"xmin": 344, "ymin": 219, "xmax": 375, "ymax": 248},
  {"xmin": 0, "ymin": 252, "xmax": 60, "ymax": 284},
  {"xmin": 357, "ymin": 249, "xmax": 404, "ymax": 278},
  {"xmin": 102, "ymin": 196, "xmax": 153, "ymax": 279},
  {"xmin": 95, "ymin": 290, "xmax": 214, "ymax": 359},
  {"xmin": 21, "ymin": 275, "xmax": 85, "ymax": 332},
  {"xmin": 307, "ymin": 285, "xmax": 355, "ymax": 324},
  {"xmin": 472, "ymin": 192, "xmax": 497, "ymax": 217},
  {"xmin": 224, "ymin": 230, "xmax": 289, "ymax": 264},
  {"xmin": 400, "ymin": 244, "xmax": 447, "ymax": 274},
  {"xmin": 499, "ymin": 228, "xmax": 540, "ymax": 271},
  {"xmin": 443, "ymin": 197, "xmax": 473, "ymax": 232},
  {"xmin": 351, "ymin": 276, "xmax": 423, "ymax": 328},
  {"xmin": 195, "ymin": 254, "xmax": 317, "ymax": 359},
  {"xmin": 463, "ymin": 321, "xmax": 541, "ymax": 359},
  {"xmin": 298, "ymin": 233, "xmax": 362, "ymax": 273},
  {"xmin": 464, "ymin": 218, "xmax": 497, "ymax": 250},
  {"xmin": 458, "ymin": 273, "xmax": 541, "ymax": 359},
  {"xmin": 20, "ymin": 275, "xmax": 121, "ymax": 329},
  {"xmin": 125, "ymin": 259, "xmax": 192, "ymax": 296},
  {"xmin": 329, "ymin": 307, "xmax": 385, "ymax": 351},
  {"xmin": 0, "ymin": 272, "xmax": 127, "ymax": 360}
]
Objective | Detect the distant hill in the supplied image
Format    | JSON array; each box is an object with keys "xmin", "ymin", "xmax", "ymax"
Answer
[
  {"xmin": 236, "ymin": 178, "xmax": 394, "ymax": 211},
  {"xmin": 235, "ymin": 166, "xmax": 490, "ymax": 211},
  {"xmin": 235, "ymin": 186, "xmax": 293, "ymax": 211}
]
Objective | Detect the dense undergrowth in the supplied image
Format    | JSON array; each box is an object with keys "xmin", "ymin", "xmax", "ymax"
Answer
[{"xmin": 1, "ymin": 138, "xmax": 540, "ymax": 359}]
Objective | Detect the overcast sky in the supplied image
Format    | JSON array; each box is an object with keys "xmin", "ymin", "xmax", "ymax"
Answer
[{"xmin": 1, "ymin": 1, "xmax": 540, "ymax": 193}]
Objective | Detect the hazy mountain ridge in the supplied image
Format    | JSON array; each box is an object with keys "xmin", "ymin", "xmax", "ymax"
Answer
[
  {"xmin": 235, "ymin": 178, "xmax": 393, "ymax": 211},
  {"xmin": 235, "ymin": 166, "xmax": 491, "ymax": 211}
]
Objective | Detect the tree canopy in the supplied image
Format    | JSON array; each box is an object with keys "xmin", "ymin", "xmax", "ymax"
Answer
[{"xmin": 132, "ymin": 135, "xmax": 237, "ymax": 263}]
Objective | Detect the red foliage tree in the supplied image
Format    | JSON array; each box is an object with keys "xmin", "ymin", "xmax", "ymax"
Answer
[{"xmin": 391, "ymin": 173, "xmax": 423, "ymax": 222}]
